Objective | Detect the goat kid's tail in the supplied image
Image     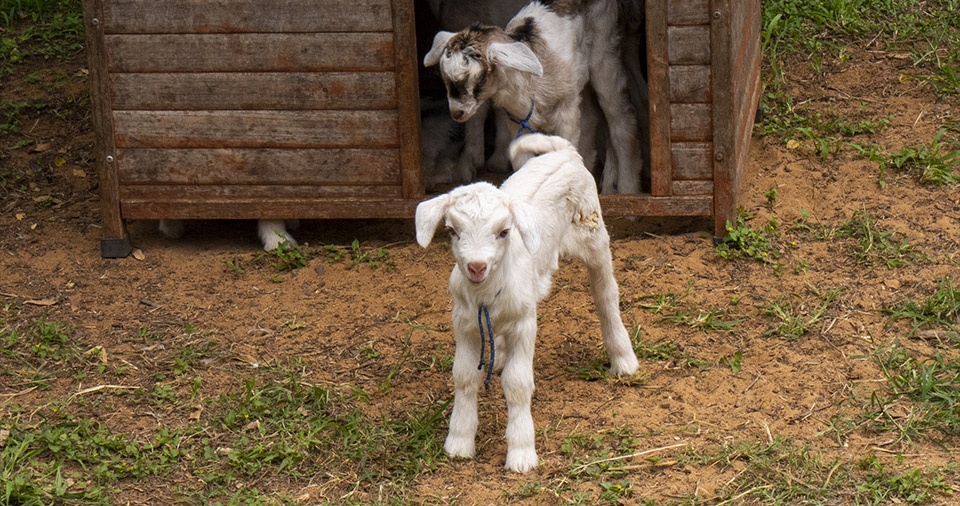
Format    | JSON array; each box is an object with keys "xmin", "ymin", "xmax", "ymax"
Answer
[{"xmin": 509, "ymin": 133, "xmax": 580, "ymax": 170}]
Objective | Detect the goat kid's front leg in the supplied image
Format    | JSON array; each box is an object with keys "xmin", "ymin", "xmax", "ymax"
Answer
[
  {"xmin": 455, "ymin": 102, "xmax": 489, "ymax": 182},
  {"xmin": 487, "ymin": 108, "xmax": 514, "ymax": 173},
  {"xmin": 445, "ymin": 323, "xmax": 483, "ymax": 459},
  {"xmin": 501, "ymin": 317, "xmax": 538, "ymax": 472}
]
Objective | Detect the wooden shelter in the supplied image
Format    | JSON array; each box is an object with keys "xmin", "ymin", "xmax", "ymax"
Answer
[{"xmin": 81, "ymin": 0, "xmax": 761, "ymax": 257}]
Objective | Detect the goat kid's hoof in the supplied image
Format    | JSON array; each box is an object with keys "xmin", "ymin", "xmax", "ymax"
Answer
[
  {"xmin": 444, "ymin": 437, "xmax": 476, "ymax": 459},
  {"xmin": 505, "ymin": 448, "xmax": 538, "ymax": 473},
  {"xmin": 609, "ymin": 356, "xmax": 640, "ymax": 377}
]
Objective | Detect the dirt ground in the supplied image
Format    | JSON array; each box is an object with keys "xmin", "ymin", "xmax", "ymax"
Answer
[{"xmin": 1, "ymin": 37, "xmax": 959, "ymax": 504}]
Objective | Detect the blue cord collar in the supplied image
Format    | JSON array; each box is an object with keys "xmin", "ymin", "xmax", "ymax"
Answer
[
  {"xmin": 477, "ymin": 304, "xmax": 495, "ymax": 389},
  {"xmin": 508, "ymin": 99, "xmax": 537, "ymax": 139}
]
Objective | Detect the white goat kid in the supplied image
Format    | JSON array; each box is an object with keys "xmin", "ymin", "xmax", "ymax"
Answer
[
  {"xmin": 415, "ymin": 133, "xmax": 640, "ymax": 472},
  {"xmin": 158, "ymin": 219, "xmax": 298, "ymax": 251},
  {"xmin": 423, "ymin": 0, "xmax": 644, "ymax": 192}
]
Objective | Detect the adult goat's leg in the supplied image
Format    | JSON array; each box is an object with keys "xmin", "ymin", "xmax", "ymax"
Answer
[{"xmin": 588, "ymin": 2, "xmax": 642, "ymax": 194}]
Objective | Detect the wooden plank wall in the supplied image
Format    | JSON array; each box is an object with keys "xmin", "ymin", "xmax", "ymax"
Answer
[
  {"xmin": 646, "ymin": 0, "xmax": 714, "ymax": 201},
  {"xmin": 711, "ymin": 0, "xmax": 762, "ymax": 236},
  {"xmin": 85, "ymin": 0, "xmax": 422, "ymax": 221},
  {"xmin": 665, "ymin": 0, "xmax": 714, "ymax": 198}
]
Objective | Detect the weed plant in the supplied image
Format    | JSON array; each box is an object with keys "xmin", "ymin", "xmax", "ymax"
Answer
[{"xmin": 716, "ymin": 209, "xmax": 780, "ymax": 263}]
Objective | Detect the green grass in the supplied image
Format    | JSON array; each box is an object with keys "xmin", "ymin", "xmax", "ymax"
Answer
[
  {"xmin": 0, "ymin": 0, "xmax": 83, "ymax": 75},
  {"xmin": 759, "ymin": 0, "xmax": 960, "ymax": 187},
  {"xmin": 676, "ymin": 435, "xmax": 955, "ymax": 505},
  {"xmin": 863, "ymin": 341, "xmax": 960, "ymax": 443},
  {"xmin": 0, "ymin": 315, "xmax": 457, "ymax": 505},
  {"xmin": 795, "ymin": 209, "xmax": 926, "ymax": 268},
  {"xmin": 886, "ymin": 277, "xmax": 960, "ymax": 342},
  {"xmin": 762, "ymin": 288, "xmax": 841, "ymax": 340}
]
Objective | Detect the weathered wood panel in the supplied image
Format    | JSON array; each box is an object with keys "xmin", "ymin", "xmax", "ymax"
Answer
[
  {"xmin": 112, "ymin": 110, "xmax": 399, "ymax": 149},
  {"xmin": 120, "ymin": 185, "xmax": 403, "ymax": 201},
  {"xmin": 671, "ymin": 142, "xmax": 713, "ymax": 179},
  {"xmin": 672, "ymin": 180, "xmax": 713, "ymax": 196},
  {"xmin": 667, "ymin": 0, "xmax": 710, "ymax": 25},
  {"xmin": 100, "ymin": 0, "xmax": 393, "ymax": 34},
  {"xmin": 120, "ymin": 198, "xmax": 419, "ymax": 220},
  {"xmin": 646, "ymin": 0, "xmax": 672, "ymax": 196},
  {"xmin": 600, "ymin": 195, "xmax": 713, "ymax": 217},
  {"xmin": 392, "ymin": 0, "xmax": 424, "ymax": 199},
  {"xmin": 711, "ymin": 0, "xmax": 762, "ymax": 236},
  {"xmin": 84, "ymin": 0, "xmax": 131, "ymax": 256},
  {"xmin": 667, "ymin": 26, "xmax": 710, "ymax": 64},
  {"xmin": 117, "ymin": 148, "xmax": 400, "ymax": 185},
  {"xmin": 669, "ymin": 65, "xmax": 711, "ymax": 103},
  {"xmin": 105, "ymin": 33, "xmax": 395, "ymax": 73},
  {"xmin": 670, "ymin": 103, "xmax": 712, "ymax": 141},
  {"xmin": 110, "ymin": 72, "xmax": 397, "ymax": 111}
]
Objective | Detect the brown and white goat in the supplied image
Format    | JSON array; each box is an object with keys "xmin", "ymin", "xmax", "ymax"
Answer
[{"xmin": 423, "ymin": 0, "xmax": 645, "ymax": 193}]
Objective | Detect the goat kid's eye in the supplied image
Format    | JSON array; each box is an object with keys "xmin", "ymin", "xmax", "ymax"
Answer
[
  {"xmin": 497, "ymin": 229, "xmax": 510, "ymax": 239},
  {"xmin": 446, "ymin": 227, "xmax": 459, "ymax": 239}
]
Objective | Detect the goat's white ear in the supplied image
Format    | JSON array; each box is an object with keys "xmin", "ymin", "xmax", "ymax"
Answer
[
  {"xmin": 415, "ymin": 194, "xmax": 449, "ymax": 247},
  {"xmin": 487, "ymin": 42, "xmax": 543, "ymax": 76},
  {"xmin": 509, "ymin": 200, "xmax": 542, "ymax": 254},
  {"xmin": 424, "ymin": 31, "xmax": 456, "ymax": 67}
]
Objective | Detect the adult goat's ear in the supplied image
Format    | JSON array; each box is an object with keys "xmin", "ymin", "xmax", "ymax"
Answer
[
  {"xmin": 424, "ymin": 31, "xmax": 456, "ymax": 67},
  {"xmin": 487, "ymin": 42, "xmax": 543, "ymax": 76},
  {"xmin": 509, "ymin": 199, "xmax": 542, "ymax": 255},
  {"xmin": 415, "ymin": 194, "xmax": 449, "ymax": 247}
]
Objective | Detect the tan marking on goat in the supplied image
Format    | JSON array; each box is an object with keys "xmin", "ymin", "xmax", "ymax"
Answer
[{"xmin": 545, "ymin": 0, "xmax": 587, "ymax": 17}]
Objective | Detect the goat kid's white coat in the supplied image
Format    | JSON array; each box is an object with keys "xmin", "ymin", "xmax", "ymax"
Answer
[{"xmin": 415, "ymin": 134, "xmax": 640, "ymax": 472}]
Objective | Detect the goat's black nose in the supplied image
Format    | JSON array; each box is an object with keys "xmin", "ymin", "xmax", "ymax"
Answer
[{"xmin": 451, "ymin": 110, "xmax": 465, "ymax": 121}]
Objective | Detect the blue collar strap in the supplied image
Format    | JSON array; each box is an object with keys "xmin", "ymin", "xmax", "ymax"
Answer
[
  {"xmin": 477, "ymin": 304, "xmax": 495, "ymax": 389},
  {"xmin": 509, "ymin": 99, "xmax": 536, "ymax": 139}
]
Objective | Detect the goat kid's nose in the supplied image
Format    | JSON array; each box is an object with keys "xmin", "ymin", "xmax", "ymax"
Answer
[
  {"xmin": 451, "ymin": 109, "xmax": 465, "ymax": 121},
  {"xmin": 467, "ymin": 261, "xmax": 487, "ymax": 280}
]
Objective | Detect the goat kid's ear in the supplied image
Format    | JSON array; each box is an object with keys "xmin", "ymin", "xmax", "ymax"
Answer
[
  {"xmin": 415, "ymin": 194, "xmax": 450, "ymax": 248},
  {"xmin": 487, "ymin": 42, "xmax": 543, "ymax": 76},
  {"xmin": 424, "ymin": 31, "xmax": 456, "ymax": 67},
  {"xmin": 509, "ymin": 200, "xmax": 542, "ymax": 255}
]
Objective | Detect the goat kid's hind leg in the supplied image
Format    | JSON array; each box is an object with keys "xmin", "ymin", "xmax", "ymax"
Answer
[
  {"xmin": 445, "ymin": 323, "xmax": 484, "ymax": 459},
  {"xmin": 581, "ymin": 231, "xmax": 639, "ymax": 376},
  {"xmin": 501, "ymin": 316, "xmax": 538, "ymax": 472}
]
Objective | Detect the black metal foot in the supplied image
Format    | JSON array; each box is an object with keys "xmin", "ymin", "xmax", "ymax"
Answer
[{"xmin": 101, "ymin": 236, "xmax": 133, "ymax": 258}]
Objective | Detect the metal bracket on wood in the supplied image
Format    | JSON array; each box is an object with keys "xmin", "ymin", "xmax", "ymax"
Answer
[{"xmin": 101, "ymin": 236, "xmax": 133, "ymax": 258}]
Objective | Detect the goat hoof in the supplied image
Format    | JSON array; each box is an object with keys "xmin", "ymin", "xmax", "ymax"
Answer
[
  {"xmin": 444, "ymin": 436, "xmax": 476, "ymax": 459},
  {"xmin": 505, "ymin": 448, "xmax": 538, "ymax": 473},
  {"xmin": 609, "ymin": 356, "xmax": 640, "ymax": 377}
]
